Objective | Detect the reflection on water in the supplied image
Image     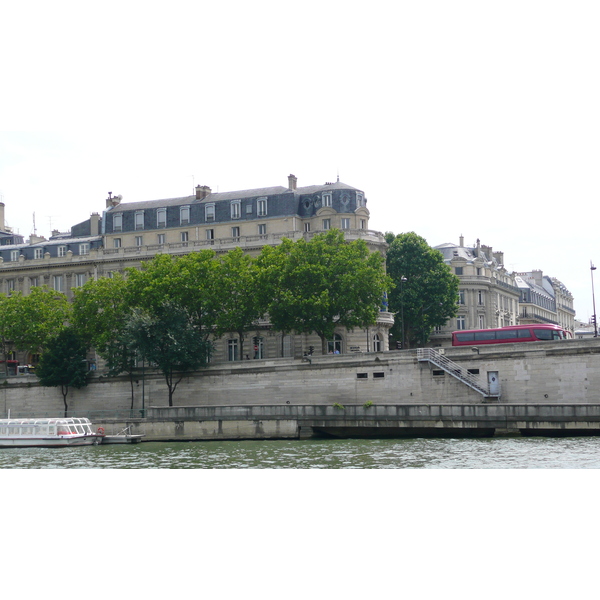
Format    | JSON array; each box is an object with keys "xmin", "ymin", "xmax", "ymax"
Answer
[{"xmin": 2, "ymin": 436, "xmax": 600, "ymax": 468}]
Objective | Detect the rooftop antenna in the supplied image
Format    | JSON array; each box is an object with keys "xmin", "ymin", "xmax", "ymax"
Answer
[
  {"xmin": 33, "ymin": 212, "xmax": 37, "ymax": 236},
  {"xmin": 337, "ymin": 168, "xmax": 340, "ymax": 183}
]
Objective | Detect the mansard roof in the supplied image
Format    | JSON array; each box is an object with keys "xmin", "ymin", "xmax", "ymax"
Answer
[{"xmin": 108, "ymin": 181, "xmax": 362, "ymax": 212}]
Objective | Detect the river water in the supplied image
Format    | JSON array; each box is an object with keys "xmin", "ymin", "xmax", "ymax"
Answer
[{"xmin": 2, "ymin": 436, "xmax": 600, "ymax": 468}]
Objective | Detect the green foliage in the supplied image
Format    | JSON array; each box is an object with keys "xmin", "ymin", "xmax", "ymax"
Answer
[
  {"xmin": 363, "ymin": 400, "xmax": 374, "ymax": 409},
  {"xmin": 333, "ymin": 402, "xmax": 345, "ymax": 410},
  {"xmin": 213, "ymin": 247, "xmax": 264, "ymax": 360},
  {"xmin": 0, "ymin": 287, "xmax": 70, "ymax": 373},
  {"xmin": 125, "ymin": 300, "xmax": 212, "ymax": 406},
  {"xmin": 257, "ymin": 230, "xmax": 391, "ymax": 353},
  {"xmin": 386, "ymin": 232, "xmax": 459, "ymax": 348},
  {"xmin": 36, "ymin": 327, "xmax": 89, "ymax": 416}
]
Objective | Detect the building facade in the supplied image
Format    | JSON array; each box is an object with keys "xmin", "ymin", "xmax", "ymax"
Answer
[
  {"xmin": 0, "ymin": 175, "xmax": 393, "ymax": 366},
  {"xmin": 430, "ymin": 237, "xmax": 521, "ymax": 346}
]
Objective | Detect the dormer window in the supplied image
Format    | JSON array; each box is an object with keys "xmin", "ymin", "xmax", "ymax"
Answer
[
  {"xmin": 322, "ymin": 192, "xmax": 332, "ymax": 207},
  {"xmin": 135, "ymin": 211, "xmax": 144, "ymax": 231},
  {"xmin": 180, "ymin": 205, "xmax": 190, "ymax": 225},
  {"xmin": 356, "ymin": 192, "xmax": 364, "ymax": 208},
  {"xmin": 157, "ymin": 208, "xmax": 167, "ymax": 228},
  {"xmin": 113, "ymin": 213, "xmax": 122, "ymax": 232},
  {"xmin": 205, "ymin": 203, "xmax": 215, "ymax": 221},
  {"xmin": 231, "ymin": 200, "xmax": 241, "ymax": 220},
  {"xmin": 257, "ymin": 197, "xmax": 267, "ymax": 217}
]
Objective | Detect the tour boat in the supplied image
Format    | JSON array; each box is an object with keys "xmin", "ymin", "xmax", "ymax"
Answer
[{"xmin": 0, "ymin": 417, "xmax": 104, "ymax": 448}]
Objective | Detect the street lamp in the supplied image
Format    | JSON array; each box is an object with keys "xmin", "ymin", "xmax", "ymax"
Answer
[
  {"xmin": 591, "ymin": 261, "xmax": 598, "ymax": 337},
  {"xmin": 400, "ymin": 276, "xmax": 407, "ymax": 349}
]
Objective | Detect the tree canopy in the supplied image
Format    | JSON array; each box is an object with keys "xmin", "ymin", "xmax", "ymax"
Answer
[
  {"xmin": 385, "ymin": 232, "xmax": 459, "ymax": 348},
  {"xmin": 257, "ymin": 230, "xmax": 390, "ymax": 353}
]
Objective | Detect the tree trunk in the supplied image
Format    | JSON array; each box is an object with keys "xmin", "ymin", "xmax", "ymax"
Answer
[{"xmin": 61, "ymin": 385, "xmax": 69, "ymax": 417}]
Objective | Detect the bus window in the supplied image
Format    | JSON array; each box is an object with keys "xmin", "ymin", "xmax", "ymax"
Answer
[
  {"xmin": 533, "ymin": 329, "xmax": 554, "ymax": 340},
  {"xmin": 517, "ymin": 329, "xmax": 533, "ymax": 338},
  {"xmin": 496, "ymin": 330, "xmax": 518, "ymax": 340},
  {"xmin": 455, "ymin": 332, "xmax": 475, "ymax": 342},
  {"xmin": 474, "ymin": 331, "xmax": 496, "ymax": 341}
]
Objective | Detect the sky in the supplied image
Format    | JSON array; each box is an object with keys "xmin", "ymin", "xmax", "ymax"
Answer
[{"xmin": 1, "ymin": 0, "xmax": 599, "ymax": 319}]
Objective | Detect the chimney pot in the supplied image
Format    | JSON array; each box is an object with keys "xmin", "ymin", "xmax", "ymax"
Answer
[{"xmin": 288, "ymin": 174, "xmax": 297, "ymax": 190}]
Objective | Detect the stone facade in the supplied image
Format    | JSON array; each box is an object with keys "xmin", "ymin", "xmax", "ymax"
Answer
[{"xmin": 431, "ymin": 237, "xmax": 521, "ymax": 346}]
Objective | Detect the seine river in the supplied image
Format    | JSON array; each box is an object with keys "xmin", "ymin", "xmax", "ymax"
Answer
[{"xmin": 2, "ymin": 436, "xmax": 600, "ymax": 468}]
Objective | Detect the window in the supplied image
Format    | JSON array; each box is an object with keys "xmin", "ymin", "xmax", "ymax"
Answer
[
  {"xmin": 135, "ymin": 236, "xmax": 143, "ymax": 247},
  {"xmin": 478, "ymin": 290, "xmax": 484, "ymax": 305},
  {"xmin": 30, "ymin": 277, "xmax": 39, "ymax": 288},
  {"xmin": 258, "ymin": 224, "xmax": 266, "ymax": 236},
  {"xmin": 135, "ymin": 211, "xmax": 144, "ymax": 230},
  {"xmin": 7, "ymin": 279, "xmax": 15, "ymax": 294},
  {"xmin": 53, "ymin": 275, "xmax": 64, "ymax": 292},
  {"xmin": 74, "ymin": 273, "xmax": 87, "ymax": 288},
  {"xmin": 181, "ymin": 231, "xmax": 189, "ymax": 243},
  {"xmin": 231, "ymin": 226, "xmax": 240, "ymax": 239},
  {"xmin": 228, "ymin": 338, "xmax": 239, "ymax": 362},
  {"xmin": 327, "ymin": 333, "xmax": 342, "ymax": 354},
  {"xmin": 357, "ymin": 372, "xmax": 368, "ymax": 379},
  {"xmin": 157, "ymin": 208, "xmax": 167, "ymax": 228},
  {"xmin": 257, "ymin": 197, "xmax": 267, "ymax": 217},
  {"xmin": 205, "ymin": 204, "xmax": 215, "ymax": 221},
  {"xmin": 479, "ymin": 315, "xmax": 485, "ymax": 329},
  {"xmin": 373, "ymin": 372, "xmax": 385, "ymax": 379},
  {"xmin": 246, "ymin": 204, "xmax": 253, "ymax": 215},
  {"xmin": 113, "ymin": 213, "xmax": 122, "ymax": 232},
  {"xmin": 113, "ymin": 238, "xmax": 122, "ymax": 249},
  {"xmin": 356, "ymin": 192, "xmax": 364, "ymax": 207},
  {"xmin": 157, "ymin": 233, "xmax": 166, "ymax": 245},
  {"xmin": 359, "ymin": 219, "xmax": 366, "ymax": 230},
  {"xmin": 206, "ymin": 229, "xmax": 214, "ymax": 241},
  {"xmin": 79, "ymin": 243, "xmax": 90, "ymax": 255},
  {"xmin": 373, "ymin": 333, "xmax": 382, "ymax": 352},
  {"xmin": 58, "ymin": 246, "xmax": 67, "ymax": 257},
  {"xmin": 10, "ymin": 250, "xmax": 19, "ymax": 261},
  {"xmin": 34, "ymin": 248, "xmax": 43, "ymax": 259},
  {"xmin": 458, "ymin": 290, "xmax": 465, "ymax": 304},
  {"xmin": 455, "ymin": 267, "xmax": 463, "ymax": 275},
  {"xmin": 304, "ymin": 222, "xmax": 311, "ymax": 232},
  {"xmin": 322, "ymin": 192, "xmax": 332, "ymax": 207},
  {"xmin": 230, "ymin": 201, "xmax": 241, "ymax": 220},
  {"xmin": 322, "ymin": 219, "xmax": 331, "ymax": 230},
  {"xmin": 457, "ymin": 315, "xmax": 466, "ymax": 330},
  {"xmin": 180, "ymin": 205, "xmax": 190, "ymax": 225},
  {"xmin": 341, "ymin": 218, "xmax": 350, "ymax": 230}
]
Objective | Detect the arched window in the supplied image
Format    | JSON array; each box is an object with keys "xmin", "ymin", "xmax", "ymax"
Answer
[
  {"xmin": 373, "ymin": 333, "xmax": 382, "ymax": 352},
  {"xmin": 328, "ymin": 334, "xmax": 343, "ymax": 354}
]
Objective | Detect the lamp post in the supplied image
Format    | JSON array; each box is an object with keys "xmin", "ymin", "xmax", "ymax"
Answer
[
  {"xmin": 591, "ymin": 262, "xmax": 598, "ymax": 337},
  {"xmin": 400, "ymin": 276, "xmax": 407, "ymax": 349}
]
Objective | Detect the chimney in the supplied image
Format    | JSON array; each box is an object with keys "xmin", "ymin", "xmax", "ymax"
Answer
[
  {"xmin": 288, "ymin": 174, "xmax": 297, "ymax": 190},
  {"xmin": 195, "ymin": 185, "xmax": 212, "ymax": 200},
  {"xmin": 0, "ymin": 201, "xmax": 4, "ymax": 231},
  {"xmin": 90, "ymin": 212, "xmax": 100, "ymax": 236},
  {"xmin": 459, "ymin": 234, "xmax": 464, "ymax": 247},
  {"xmin": 106, "ymin": 192, "xmax": 122, "ymax": 209}
]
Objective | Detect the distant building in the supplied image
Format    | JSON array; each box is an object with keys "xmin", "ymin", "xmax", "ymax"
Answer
[
  {"xmin": 431, "ymin": 237, "xmax": 521, "ymax": 346},
  {"xmin": 0, "ymin": 202, "xmax": 24, "ymax": 246},
  {"xmin": 515, "ymin": 270, "xmax": 575, "ymax": 332}
]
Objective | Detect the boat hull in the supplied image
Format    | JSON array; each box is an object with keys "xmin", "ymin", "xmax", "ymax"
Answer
[{"xmin": 0, "ymin": 435, "xmax": 101, "ymax": 448}]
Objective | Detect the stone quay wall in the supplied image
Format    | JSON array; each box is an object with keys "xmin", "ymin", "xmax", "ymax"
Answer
[{"xmin": 2, "ymin": 338, "xmax": 600, "ymax": 439}]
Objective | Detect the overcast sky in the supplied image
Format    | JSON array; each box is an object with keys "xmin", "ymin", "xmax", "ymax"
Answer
[{"xmin": 2, "ymin": 1, "xmax": 599, "ymax": 320}]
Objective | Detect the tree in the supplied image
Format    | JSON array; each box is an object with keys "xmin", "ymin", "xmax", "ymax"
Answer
[
  {"xmin": 0, "ymin": 293, "xmax": 19, "ymax": 375},
  {"xmin": 385, "ymin": 232, "xmax": 459, "ymax": 348},
  {"xmin": 125, "ymin": 250, "xmax": 221, "ymax": 343},
  {"xmin": 10, "ymin": 287, "xmax": 71, "ymax": 356},
  {"xmin": 214, "ymin": 247, "xmax": 264, "ymax": 360},
  {"xmin": 125, "ymin": 300, "xmax": 212, "ymax": 406},
  {"xmin": 72, "ymin": 275, "xmax": 138, "ymax": 409},
  {"xmin": 36, "ymin": 327, "xmax": 89, "ymax": 416},
  {"xmin": 256, "ymin": 230, "xmax": 390, "ymax": 354}
]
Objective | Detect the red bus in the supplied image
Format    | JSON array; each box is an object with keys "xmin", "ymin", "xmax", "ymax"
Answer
[{"xmin": 451, "ymin": 324, "xmax": 572, "ymax": 346}]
